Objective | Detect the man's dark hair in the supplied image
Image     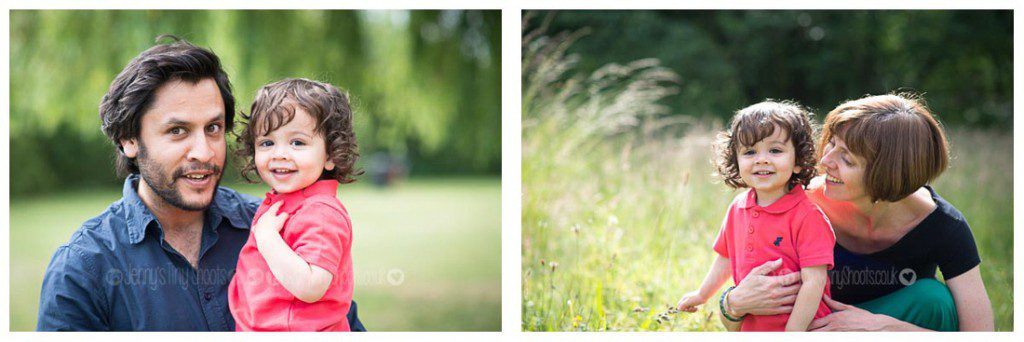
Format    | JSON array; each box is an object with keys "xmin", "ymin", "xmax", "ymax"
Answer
[{"xmin": 99, "ymin": 34, "xmax": 235, "ymax": 177}]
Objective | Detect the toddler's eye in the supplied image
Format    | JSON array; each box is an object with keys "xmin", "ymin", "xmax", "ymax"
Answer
[
  {"xmin": 257, "ymin": 140, "xmax": 273, "ymax": 148},
  {"xmin": 770, "ymin": 148, "xmax": 783, "ymax": 154},
  {"xmin": 290, "ymin": 140, "xmax": 306, "ymax": 147},
  {"xmin": 742, "ymin": 149, "xmax": 755, "ymax": 156}
]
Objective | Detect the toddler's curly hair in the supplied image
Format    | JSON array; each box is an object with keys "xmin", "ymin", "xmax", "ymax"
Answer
[
  {"xmin": 236, "ymin": 78, "xmax": 362, "ymax": 184},
  {"xmin": 714, "ymin": 100, "xmax": 817, "ymax": 189}
]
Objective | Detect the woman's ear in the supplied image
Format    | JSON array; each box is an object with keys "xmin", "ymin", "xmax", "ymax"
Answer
[{"xmin": 121, "ymin": 139, "xmax": 139, "ymax": 158}]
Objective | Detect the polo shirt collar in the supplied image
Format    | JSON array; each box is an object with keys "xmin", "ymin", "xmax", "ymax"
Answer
[
  {"xmin": 738, "ymin": 184, "xmax": 806, "ymax": 213},
  {"xmin": 262, "ymin": 180, "xmax": 340, "ymax": 214},
  {"xmin": 123, "ymin": 174, "xmax": 252, "ymax": 245}
]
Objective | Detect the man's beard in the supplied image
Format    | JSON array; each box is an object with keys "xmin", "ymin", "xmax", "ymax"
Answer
[{"xmin": 136, "ymin": 142, "xmax": 223, "ymax": 212}]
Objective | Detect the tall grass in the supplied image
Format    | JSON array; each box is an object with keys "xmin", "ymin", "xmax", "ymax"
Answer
[{"xmin": 521, "ymin": 21, "xmax": 1013, "ymax": 331}]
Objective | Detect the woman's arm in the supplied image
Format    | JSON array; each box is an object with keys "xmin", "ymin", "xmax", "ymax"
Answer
[
  {"xmin": 784, "ymin": 265, "xmax": 827, "ymax": 331},
  {"xmin": 808, "ymin": 296, "xmax": 929, "ymax": 331},
  {"xmin": 946, "ymin": 266, "xmax": 994, "ymax": 331},
  {"xmin": 251, "ymin": 202, "xmax": 334, "ymax": 303},
  {"xmin": 716, "ymin": 259, "xmax": 801, "ymax": 325},
  {"xmin": 677, "ymin": 255, "xmax": 731, "ymax": 311}
]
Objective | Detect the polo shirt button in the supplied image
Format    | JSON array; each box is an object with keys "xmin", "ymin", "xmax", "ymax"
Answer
[
  {"xmin": 745, "ymin": 244, "xmax": 753, "ymax": 252},
  {"xmin": 747, "ymin": 226, "xmax": 754, "ymax": 234},
  {"xmin": 204, "ymin": 292, "xmax": 213, "ymax": 301},
  {"xmin": 752, "ymin": 212, "xmax": 759, "ymax": 218}
]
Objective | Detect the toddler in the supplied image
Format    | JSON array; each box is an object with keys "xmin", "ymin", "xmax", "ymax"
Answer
[
  {"xmin": 228, "ymin": 78, "xmax": 360, "ymax": 331},
  {"xmin": 676, "ymin": 101, "xmax": 835, "ymax": 331}
]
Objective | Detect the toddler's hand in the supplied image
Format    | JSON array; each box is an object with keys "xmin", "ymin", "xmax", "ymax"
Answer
[
  {"xmin": 253, "ymin": 201, "xmax": 288, "ymax": 238},
  {"xmin": 676, "ymin": 290, "xmax": 707, "ymax": 313}
]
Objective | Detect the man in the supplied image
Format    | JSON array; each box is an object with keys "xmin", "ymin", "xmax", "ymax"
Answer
[{"xmin": 36, "ymin": 36, "xmax": 364, "ymax": 331}]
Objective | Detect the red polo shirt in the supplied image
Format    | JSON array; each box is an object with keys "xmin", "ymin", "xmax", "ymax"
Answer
[
  {"xmin": 228, "ymin": 180, "xmax": 353, "ymax": 331},
  {"xmin": 713, "ymin": 185, "xmax": 835, "ymax": 331}
]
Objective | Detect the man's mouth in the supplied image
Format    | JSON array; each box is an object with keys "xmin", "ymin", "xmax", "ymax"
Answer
[{"xmin": 175, "ymin": 165, "xmax": 220, "ymax": 187}]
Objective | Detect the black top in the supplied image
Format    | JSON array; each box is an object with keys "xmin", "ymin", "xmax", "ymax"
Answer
[{"xmin": 828, "ymin": 186, "xmax": 981, "ymax": 304}]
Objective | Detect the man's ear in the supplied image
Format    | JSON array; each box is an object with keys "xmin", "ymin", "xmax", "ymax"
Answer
[{"xmin": 121, "ymin": 139, "xmax": 139, "ymax": 158}]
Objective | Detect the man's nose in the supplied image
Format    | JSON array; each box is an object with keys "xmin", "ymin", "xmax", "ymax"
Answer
[{"xmin": 187, "ymin": 133, "xmax": 216, "ymax": 162}]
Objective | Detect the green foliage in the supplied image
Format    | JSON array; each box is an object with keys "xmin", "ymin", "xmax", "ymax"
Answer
[
  {"xmin": 10, "ymin": 178, "xmax": 501, "ymax": 331},
  {"xmin": 528, "ymin": 10, "xmax": 1012, "ymax": 128},
  {"xmin": 521, "ymin": 20, "xmax": 1012, "ymax": 331},
  {"xmin": 10, "ymin": 10, "xmax": 501, "ymax": 197}
]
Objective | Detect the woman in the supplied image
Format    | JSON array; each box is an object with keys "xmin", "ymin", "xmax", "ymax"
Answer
[{"xmin": 718, "ymin": 94, "xmax": 994, "ymax": 331}]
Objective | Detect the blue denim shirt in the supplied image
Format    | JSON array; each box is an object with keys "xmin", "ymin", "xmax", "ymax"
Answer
[{"xmin": 36, "ymin": 174, "xmax": 365, "ymax": 331}]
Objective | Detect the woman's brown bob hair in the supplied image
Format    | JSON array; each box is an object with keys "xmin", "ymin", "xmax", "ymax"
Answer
[
  {"xmin": 715, "ymin": 100, "xmax": 818, "ymax": 189},
  {"xmin": 818, "ymin": 93, "xmax": 949, "ymax": 202},
  {"xmin": 236, "ymin": 78, "xmax": 362, "ymax": 184}
]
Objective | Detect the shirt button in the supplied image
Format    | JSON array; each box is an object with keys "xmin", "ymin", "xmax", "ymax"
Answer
[
  {"xmin": 752, "ymin": 212, "xmax": 759, "ymax": 218},
  {"xmin": 745, "ymin": 244, "xmax": 753, "ymax": 252},
  {"xmin": 747, "ymin": 226, "xmax": 754, "ymax": 234},
  {"xmin": 204, "ymin": 292, "xmax": 213, "ymax": 301}
]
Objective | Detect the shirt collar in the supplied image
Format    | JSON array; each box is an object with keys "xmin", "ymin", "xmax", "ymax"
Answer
[
  {"xmin": 122, "ymin": 174, "xmax": 252, "ymax": 245},
  {"xmin": 262, "ymin": 180, "xmax": 340, "ymax": 214},
  {"xmin": 738, "ymin": 184, "xmax": 806, "ymax": 213}
]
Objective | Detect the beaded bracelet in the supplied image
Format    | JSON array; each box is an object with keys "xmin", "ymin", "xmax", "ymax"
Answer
[{"xmin": 720, "ymin": 286, "xmax": 746, "ymax": 322}]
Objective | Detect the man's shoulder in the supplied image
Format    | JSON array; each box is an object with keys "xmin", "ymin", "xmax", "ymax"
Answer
[{"xmin": 48, "ymin": 200, "xmax": 131, "ymax": 274}]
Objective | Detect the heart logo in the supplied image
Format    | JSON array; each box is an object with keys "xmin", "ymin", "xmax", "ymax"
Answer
[
  {"xmin": 387, "ymin": 269, "xmax": 405, "ymax": 286},
  {"xmin": 899, "ymin": 268, "xmax": 917, "ymax": 286}
]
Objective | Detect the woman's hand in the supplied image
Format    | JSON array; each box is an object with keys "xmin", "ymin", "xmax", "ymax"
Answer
[
  {"xmin": 726, "ymin": 259, "xmax": 802, "ymax": 316},
  {"xmin": 253, "ymin": 201, "xmax": 288, "ymax": 239},
  {"xmin": 807, "ymin": 296, "xmax": 911, "ymax": 331}
]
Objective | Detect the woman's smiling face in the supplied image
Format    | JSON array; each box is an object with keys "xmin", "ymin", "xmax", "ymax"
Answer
[{"xmin": 819, "ymin": 135, "xmax": 868, "ymax": 202}]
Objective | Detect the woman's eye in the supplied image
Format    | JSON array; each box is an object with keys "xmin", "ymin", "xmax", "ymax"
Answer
[
  {"xmin": 257, "ymin": 140, "xmax": 273, "ymax": 147},
  {"xmin": 841, "ymin": 155, "xmax": 853, "ymax": 166}
]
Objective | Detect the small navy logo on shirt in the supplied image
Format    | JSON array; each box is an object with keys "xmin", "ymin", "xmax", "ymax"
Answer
[{"xmin": 773, "ymin": 237, "xmax": 783, "ymax": 246}]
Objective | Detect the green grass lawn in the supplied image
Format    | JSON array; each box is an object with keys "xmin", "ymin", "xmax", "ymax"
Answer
[
  {"xmin": 10, "ymin": 177, "xmax": 501, "ymax": 331},
  {"xmin": 522, "ymin": 125, "xmax": 1013, "ymax": 331}
]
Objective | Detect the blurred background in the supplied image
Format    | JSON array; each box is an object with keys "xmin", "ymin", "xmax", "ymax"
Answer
[
  {"xmin": 10, "ymin": 10, "xmax": 500, "ymax": 331},
  {"xmin": 522, "ymin": 10, "xmax": 1011, "ymax": 331}
]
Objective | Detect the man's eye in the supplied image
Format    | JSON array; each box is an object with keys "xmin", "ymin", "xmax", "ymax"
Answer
[
  {"xmin": 257, "ymin": 140, "xmax": 273, "ymax": 147},
  {"xmin": 169, "ymin": 127, "xmax": 186, "ymax": 135},
  {"xmin": 206, "ymin": 124, "xmax": 222, "ymax": 134}
]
